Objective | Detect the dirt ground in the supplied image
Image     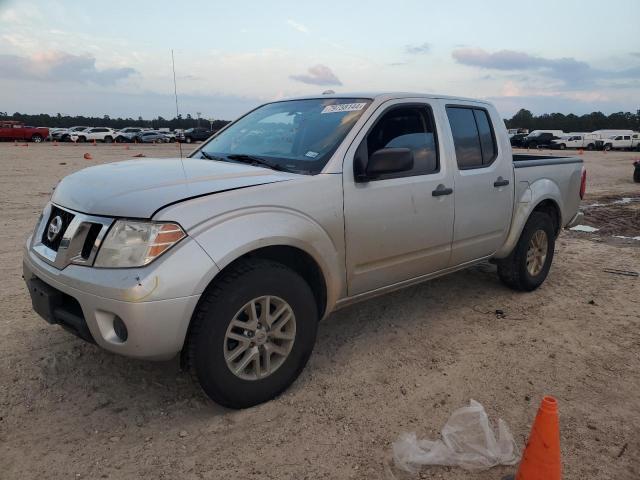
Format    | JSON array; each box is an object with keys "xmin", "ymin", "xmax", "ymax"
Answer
[{"xmin": 1, "ymin": 143, "xmax": 638, "ymax": 480}]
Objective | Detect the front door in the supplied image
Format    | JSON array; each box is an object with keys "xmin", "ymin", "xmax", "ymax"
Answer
[{"xmin": 343, "ymin": 100, "xmax": 455, "ymax": 295}]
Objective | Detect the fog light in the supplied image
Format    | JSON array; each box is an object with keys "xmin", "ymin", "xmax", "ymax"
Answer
[{"xmin": 113, "ymin": 316, "xmax": 128, "ymax": 342}]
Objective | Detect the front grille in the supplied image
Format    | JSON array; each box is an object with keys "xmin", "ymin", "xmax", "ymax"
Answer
[
  {"xmin": 81, "ymin": 223, "xmax": 103, "ymax": 259},
  {"xmin": 41, "ymin": 206, "xmax": 75, "ymax": 251}
]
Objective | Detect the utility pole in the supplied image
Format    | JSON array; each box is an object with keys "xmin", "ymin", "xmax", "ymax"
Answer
[{"xmin": 196, "ymin": 112, "xmax": 202, "ymax": 128}]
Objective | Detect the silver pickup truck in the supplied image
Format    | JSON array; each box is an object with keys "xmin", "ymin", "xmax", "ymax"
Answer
[{"xmin": 24, "ymin": 92, "xmax": 586, "ymax": 408}]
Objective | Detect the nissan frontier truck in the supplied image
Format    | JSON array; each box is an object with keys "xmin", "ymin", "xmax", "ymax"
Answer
[{"xmin": 24, "ymin": 92, "xmax": 586, "ymax": 408}]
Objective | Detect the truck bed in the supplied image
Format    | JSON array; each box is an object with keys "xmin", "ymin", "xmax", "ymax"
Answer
[
  {"xmin": 512, "ymin": 153, "xmax": 583, "ymax": 168},
  {"xmin": 512, "ymin": 153, "xmax": 583, "ymax": 230}
]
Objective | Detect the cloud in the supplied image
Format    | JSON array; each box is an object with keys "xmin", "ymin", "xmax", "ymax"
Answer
[
  {"xmin": 289, "ymin": 64, "xmax": 342, "ymax": 86},
  {"xmin": 631, "ymin": 52, "xmax": 640, "ymax": 58},
  {"xmin": 405, "ymin": 42, "xmax": 430, "ymax": 55},
  {"xmin": 286, "ymin": 19, "xmax": 309, "ymax": 34},
  {"xmin": 452, "ymin": 48, "xmax": 640, "ymax": 87},
  {"xmin": 0, "ymin": 51, "xmax": 136, "ymax": 85}
]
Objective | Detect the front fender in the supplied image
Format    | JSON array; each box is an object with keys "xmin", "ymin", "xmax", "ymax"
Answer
[
  {"xmin": 494, "ymin": 179, "xmax": 562, "ymax": 259},
  {"xmin": 190, "ymin": 207, "xmax": 345, "ymax": 314}
]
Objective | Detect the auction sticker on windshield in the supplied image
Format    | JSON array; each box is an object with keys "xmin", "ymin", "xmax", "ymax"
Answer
[{"xmin": 321, "ymin": 103, "xmax": 367, "ymax": 114}]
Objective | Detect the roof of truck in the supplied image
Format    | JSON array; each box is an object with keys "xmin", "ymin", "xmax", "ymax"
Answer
[{"xmin": 283, "ymin": 91, "xmax": 492, "ymax": 105}]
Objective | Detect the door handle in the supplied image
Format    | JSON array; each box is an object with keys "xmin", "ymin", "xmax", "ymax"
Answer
[
  {"xmin": 432, "ymin": 184, "xmax": 453, "ymax": 196},
  {"xmin": 493, "ymin": 177, "xmax": 510, "ymax": 187}
]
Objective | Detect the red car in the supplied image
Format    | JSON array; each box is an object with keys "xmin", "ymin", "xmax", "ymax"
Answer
[{"xmin": 0, "ymin": 121, "xmax": 49, "ymax": 143}]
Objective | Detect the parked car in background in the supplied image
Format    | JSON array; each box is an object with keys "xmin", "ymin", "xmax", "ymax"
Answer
[
  {"xmin": 0, "ymin": 121, "xmax": 49, "ymax": 142},
  {"xmin": 114, "ymin": 127, "xmax": 145, "ymax": 143},
  {"xmin": 510, "ymin": 133, "xmax": 528, "ymax": 147},
  {"xmin": 522, "ymin": 131, "xmax": 563, "ymax": 149},
  {"xmin": 53, "ymin": 126, "xmax": 90, "ymax": 142},
  {"xmin": 551, "ymin": 133, "xmax": 599, "ymax": 150},
  {"xmin": 75, "ymin": 127, "xmax": 116, "ymax": 143},
  {"xmin": 23, "ymin": 92, "xmax": 586, "ymax": 408},
  {"xmin": 134, "ymin": 130, "xmax": 171, "ymax": 143},
  {"xmin": 599, "ymin": 134, "xmax": 640, "ymax": 151},
  {"xmin": 47, "ymin": 128, "xmax": 67, "ymax": 140},
  {"xmin": 179, "ymin": 127, "xmax": 213, "ymax": 143}
]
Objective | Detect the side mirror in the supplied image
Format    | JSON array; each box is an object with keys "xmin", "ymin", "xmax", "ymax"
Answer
[{"xmin": 365, "ymin": 148, "xmax": 414, "ymax": 178}]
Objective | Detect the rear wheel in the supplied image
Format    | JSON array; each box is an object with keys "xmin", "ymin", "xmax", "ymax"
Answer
[
  {"xmin": 603, "ymin": 144, "xmax": 611, "ymax": 151},
  {"xmin": 185, "ymin": 136, "xmax": 192, "ymax": 144},
  {"xmin": 587, "ymin": 143, "xmax": 594, "ymax": 151},
  {"xmin": 497, "ymin": 212, "xmax": 555, "ymax": 291},
  {"xmin": 187, "ymin": 259, "xmax": 318, "ymax": 408},
  {"xmin": 104, "ymin": 136, "xmax": 113, "ymax": 143},
  {"xmin": 559, "ymin": 144, "xmax": 566, "ymax": 150},
  {"xmin": 31, "ymin": 134, "xmax": 43, "ymax": 143},
  {"xmin": 77, "ymin": 136, "xmax": 86, "ymax": 143}
]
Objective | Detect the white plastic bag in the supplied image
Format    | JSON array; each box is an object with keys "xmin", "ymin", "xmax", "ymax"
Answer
[{"xmin": 393, "ymin": 399, "xmax": 519, "ymax": 473}]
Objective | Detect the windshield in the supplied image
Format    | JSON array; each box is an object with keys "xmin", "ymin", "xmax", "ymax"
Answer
[{"xmin": 193, "ymin": 98, "xmax": 372, "ymax": 174}]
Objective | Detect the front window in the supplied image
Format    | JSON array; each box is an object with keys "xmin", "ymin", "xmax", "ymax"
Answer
[{"xmin": 193, "ymin": 98, "xmax": 372, "ymax": 174}]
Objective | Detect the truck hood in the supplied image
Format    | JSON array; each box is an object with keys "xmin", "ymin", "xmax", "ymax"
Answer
[{"xmin": 52, "ymin": 157, "xmax": 298, "ymax": 218}]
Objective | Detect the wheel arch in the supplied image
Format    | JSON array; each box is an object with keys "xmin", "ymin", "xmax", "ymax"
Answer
[
  {"xmin": 180, "ymin": 244, "xmax": 330, "ymax": 365},
  {"xmin": 494, "ymin": 188, "xmax": 562, "ymax": 259}
]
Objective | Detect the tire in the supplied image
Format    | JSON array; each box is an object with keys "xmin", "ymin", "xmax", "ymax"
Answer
[
  {"xmin": 587, "ymin": 144, "xmax": 594, "ymax": 151},
  {"xmin": 603, "ymin": 144, "xmax": 611, "ymax": 151},
  {"xmin": 104, "ymin": 136, "xmax": 113, "ymax": 143},
  {"xmin": 31, "ymin": 134, "xmax": 43, "ymax": 143},
  {"xmin": 185, "ymin": 136, "xmax": 192, "ymax": 144},
  {"xmin": 634, "ymin": 167, "xmax": 640, "ymax": 183},
  {"xmin": 77, "ymin": 136, "xmax": 86, "ymax": 143},
  {"xmin": 559, "ymin": 144, "xmax": 566, "ymax": 150},
  {"xmin": 187, "ymin": 259, "xmax": 318, "ymax": 408},
  {"xmin": 497, "ymin": 212, "xmax": 556, "ymax": 292}
]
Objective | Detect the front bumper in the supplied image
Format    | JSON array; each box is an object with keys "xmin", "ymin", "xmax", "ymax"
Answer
[{"xmin": 23, "ymin": 235, "xmax": 218, "ymax": 360}]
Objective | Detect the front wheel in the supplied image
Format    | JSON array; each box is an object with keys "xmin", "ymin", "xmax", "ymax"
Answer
[
  {"xmin": 497, "ymin": 212, "xmax": 555, "ymax": 291},
  {"xmin": 603, "ymin": 144, "xmax": 611, "ymax": 151},
  {"xmin": 185, "ymin": 136, "xmax": 192, "ymax": 144},
  {"xmin": 559, "ymin": 144, "xmax": 566, "ymax": 150},
  {"xmin": 104, "ymin": 136, "xmax": 113, "ymax": 143},
  {"xmin": 187, "ymin": 259, "xmax": 318, "ymax": 408}
]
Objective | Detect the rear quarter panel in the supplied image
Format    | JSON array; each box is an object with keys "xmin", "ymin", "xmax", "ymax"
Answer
[{"xmin": 494, "ymin": 158, "xmax": 583, "ymax": 258}]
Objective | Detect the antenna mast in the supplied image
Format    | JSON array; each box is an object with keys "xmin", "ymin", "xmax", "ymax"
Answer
[{"xmin": 171, "ymin": 49, "xmax": 183, "ymax": 158}]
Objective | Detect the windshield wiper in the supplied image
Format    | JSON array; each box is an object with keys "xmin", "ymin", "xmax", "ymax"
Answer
[
  {"xmin": 226, "ymin": 154, "xmax": 287, "ymax": 172},
  {"xmin": 199, "ymin": 151, "xmax": 226, "ymax": 161}
]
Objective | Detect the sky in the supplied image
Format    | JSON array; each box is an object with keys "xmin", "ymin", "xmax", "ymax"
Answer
[{"xmin": 1, "ymin": 0, "xmax": 639, "ymax": 121}]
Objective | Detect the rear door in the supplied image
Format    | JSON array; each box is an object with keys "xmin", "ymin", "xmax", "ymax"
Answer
[
  {"xmin": 444, "ymin": 103, "xmax": 514, "ymax": 266},
  {"xmin": 343, "ymin": 99, "xmax": 455, "ymax": 295}
]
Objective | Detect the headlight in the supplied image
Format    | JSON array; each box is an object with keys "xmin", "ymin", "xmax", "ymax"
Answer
[{"xmin": 94, "ymin": 220, "xmax": 185, "ymax": 268}]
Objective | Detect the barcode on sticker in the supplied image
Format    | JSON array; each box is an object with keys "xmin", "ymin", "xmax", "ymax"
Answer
[{"xmin": 321, "ymin": 103, "xmax": 367, "ymax": 114}]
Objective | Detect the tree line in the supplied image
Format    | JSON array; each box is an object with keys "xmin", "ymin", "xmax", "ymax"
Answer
[
  {"xmin": 0, "ymin": 112, "xmax": 230, "ymax": 131},
  {"xmin": 504, "ymin": 109, "xmax": 640, "ymax": 132},
  {"xmin": 2, "ymin": 109, "xmax": 639, "ymax": 133}
]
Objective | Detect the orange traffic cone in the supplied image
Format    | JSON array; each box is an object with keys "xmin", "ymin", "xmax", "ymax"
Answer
[
  {"xmin": 53, "ymin": 140, "xmax": 59, "ymax": 146},
  {"xmin": 83, "ymin": 152, "xmax": 92, "ymax": 160},
  {"xmin": 577, "ymin": 148, "xmax": 583, "ymax": 155},
  {"xmin": 515, "ymin": 396, "xmax": 561, "ymax": 480},
  {"xmin": 92, "ymin": 139, "xmax": 97, "ymax": 146}
]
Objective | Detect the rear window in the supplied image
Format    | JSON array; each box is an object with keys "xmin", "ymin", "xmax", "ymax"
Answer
[{"xmin": 446, "ymin": 106, "xmax": 497, "ymax": 169}]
